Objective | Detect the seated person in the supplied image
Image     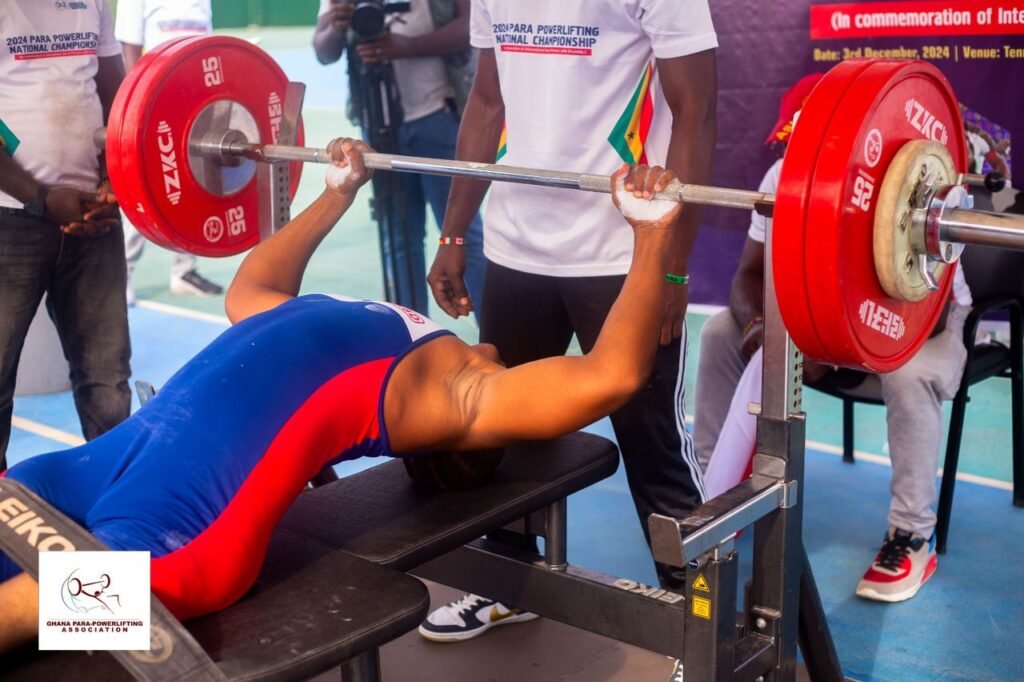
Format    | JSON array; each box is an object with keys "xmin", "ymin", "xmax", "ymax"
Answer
[
  {"xmin": 693, "ymin": 145, "xmax": 972, "ymax": 603},
  {"xmin": 0, "ymin": 139, "xmax": 682, "ymax": 652}
]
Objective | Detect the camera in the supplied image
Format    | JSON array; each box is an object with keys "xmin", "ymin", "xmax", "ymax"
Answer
[{"xmin": 351, "ymin": 1, "xmax": 411, "ymax": 40}]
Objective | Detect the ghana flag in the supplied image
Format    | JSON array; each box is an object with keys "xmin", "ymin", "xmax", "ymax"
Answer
[
  {"xmin": 496, "ymin": 123, "xmax": 508, "ymax": 161},
  {"xmin": 608, "ymin": 62, "xmax": 654, "ymax": 165}
]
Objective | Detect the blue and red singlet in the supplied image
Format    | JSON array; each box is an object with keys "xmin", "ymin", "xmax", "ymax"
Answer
[{"xmin": 0, "ymin": 294, "xmax": 451, "ymax": 618}]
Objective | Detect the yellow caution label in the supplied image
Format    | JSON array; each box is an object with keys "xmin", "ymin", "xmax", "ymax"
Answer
[
  {"xmin": 691, "ymin": 596, "xmax": 712, "ymax": 620},
  {"xmin": 692, "ymin": 573, "xmax": 710, "ymax": 592}
]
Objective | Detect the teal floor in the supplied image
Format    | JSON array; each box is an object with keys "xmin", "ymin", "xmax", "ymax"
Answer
[{"xmin": 7, "ymin": 28, "xmax": 1023, "ymax": 682}]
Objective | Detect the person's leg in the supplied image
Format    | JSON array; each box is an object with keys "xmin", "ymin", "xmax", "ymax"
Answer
[
  {"xmin": 563, "ymin": 276, "xmax": 705, "ymax": 590},
  {"xmin": 479, "ymin": 261, "xmax": 574, "ymax": 365},
  {"xmin": 122, "ymin": 215, "xmax": 145, "ymax": 280},
  {"xmin": 413, "ymin": 109, "xmax": 487, "ymax": 314},
  {"xmin": 170, "ymin": 252, "xmax": 197, "ymax": 280},
  {"xmin": 0, "ymin": 214, "xmax": 60, "ymax": 469},
  {"xmin": 391, "ymin": 121, "xmax": 430, "ymax": 314},
  {"xmin": 692, "ymin": 310, "xmax": 749, "ymax": 471},
  {"xmin": 46, "ymin": 224, "xmax": 132, "ymax": 441},
  {"xmin": 883, "ymin": 305, "xmax": 969, "ymax": 538},
  {"xmin": 0, "ymin": 573, "xmax": 38, "ymax": 654},
  {"xmin": 420, "ymin": 261, "xmax": 572, "ymax": 642},
  {"xmin": 703, "ymin": 348, "xmax": 763, "ymax": 498},
  {"xmin": 857, "ymin": 304, "xmax": 969, "ymax": 602}
]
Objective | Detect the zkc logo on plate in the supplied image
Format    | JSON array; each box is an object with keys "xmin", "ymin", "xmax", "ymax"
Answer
[{"xmin": 38, "ymin": 551, "xmax": 151, "ymax": 650}]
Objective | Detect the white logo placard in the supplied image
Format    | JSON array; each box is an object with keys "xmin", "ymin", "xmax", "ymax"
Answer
[{"xmin": 38, "ymin": 551, "xmax": 151, "ymax": 651}]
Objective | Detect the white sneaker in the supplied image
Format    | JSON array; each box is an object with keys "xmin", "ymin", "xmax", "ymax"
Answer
[{"xmin": 418, "ymin": 594, "xmax": 538, "ymax": 642}]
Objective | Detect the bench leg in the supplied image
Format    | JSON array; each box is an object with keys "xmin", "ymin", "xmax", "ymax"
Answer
[
  {"xmin": 340, "ymin": 649, "xmax": 380, "ymax": 682},
  {"xmin": 544, "ymin": 499, "xmax": 568, "ymax": 570}
]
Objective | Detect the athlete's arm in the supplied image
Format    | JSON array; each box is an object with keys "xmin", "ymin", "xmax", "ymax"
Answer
[
  {"xmin": 458, "ymin": 166, "xmax": 682, "ymax": 447},
  {"xmin": 0, "ymin": 574, "xmax": 38, "ymax": 653},
  {"xmin": 225, "ymin": 139, "xmax": 373, "ymax": 323}
]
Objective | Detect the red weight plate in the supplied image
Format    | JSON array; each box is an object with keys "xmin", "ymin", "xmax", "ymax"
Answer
[
  {"xmin": 773, "ymin": 59, "xmax": 878, "ymax": 362},
  {"xmin": 119, "ymin": 35, "xmax": 304, "ymax": 257},
  {"xmin": 117, "ymin": 37, "xmax": 223, "ymax": 252},
  {"xmin": 108, "ymin": 39, "xmax": 183, "ymax": 251},
  {"xmin": 803, "ymin": 60, "xmax": 965, "ymax": 372}
]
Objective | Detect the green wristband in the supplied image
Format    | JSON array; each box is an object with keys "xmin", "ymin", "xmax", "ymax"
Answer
[{"xmin": 665, "ymin": 273, "xmax": 689, "ymax": 285}]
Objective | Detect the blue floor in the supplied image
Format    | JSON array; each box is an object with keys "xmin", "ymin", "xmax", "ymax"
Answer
[{"xmin": 8, "ymin": 305, "xmax": 1023, "ymax": 682}]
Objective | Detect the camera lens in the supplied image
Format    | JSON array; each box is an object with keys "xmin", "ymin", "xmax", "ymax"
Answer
[{"xmin": 352, "ymin": 2, "xmax": 385, "ymax": 39}]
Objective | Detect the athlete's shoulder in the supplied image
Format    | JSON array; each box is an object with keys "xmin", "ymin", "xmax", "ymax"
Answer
[{"xmin": 300, "ymin": 293, "xmax": 450, "ymax": 342}]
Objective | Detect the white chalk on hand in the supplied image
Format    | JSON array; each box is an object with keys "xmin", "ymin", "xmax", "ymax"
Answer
[
  {"xmin": 326, "ymin": 162, "xmax": 353, "ymax": 190},
  {"xmin": 614, "ymin": 186, "xmax": 678, "ymax": 223}
]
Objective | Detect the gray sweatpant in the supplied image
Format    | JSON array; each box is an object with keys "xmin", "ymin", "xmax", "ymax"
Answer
[
  {"xmin": 693, "ymin": 306, "xmax": 969, "ymax": 538},
  {"xmin": 124, "ymin": 218, "xmax": 195, "ymax": 280}
]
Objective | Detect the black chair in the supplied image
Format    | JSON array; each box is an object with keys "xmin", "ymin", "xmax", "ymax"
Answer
[{"xmin": 810, "ymin": 244, "xmax": 1024, "ymax": 554}]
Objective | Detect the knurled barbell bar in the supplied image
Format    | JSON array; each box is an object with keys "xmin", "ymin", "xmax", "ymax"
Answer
[{"xmin": 100, "ymin": 35, "xmax": 1023, "ymax": 373}]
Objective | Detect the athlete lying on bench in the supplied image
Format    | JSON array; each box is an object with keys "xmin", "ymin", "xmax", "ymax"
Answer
[{"xmin": 0, "ymin": 139, "xmax": 682, "ymax": 652}]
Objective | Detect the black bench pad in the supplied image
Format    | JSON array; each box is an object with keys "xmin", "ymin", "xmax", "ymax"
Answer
[
  {"xmin": 276, "ymin": 432, "xmax": 620, "ymax": 570},
  {"xmin": 5, "ymin": 526, "xmax": 428, "ymax": 681}
]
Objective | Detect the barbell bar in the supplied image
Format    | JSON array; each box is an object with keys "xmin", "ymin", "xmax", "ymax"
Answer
[{"xmin": 103, "ymin": 35, "xmax": 1022, "ymax": 373}]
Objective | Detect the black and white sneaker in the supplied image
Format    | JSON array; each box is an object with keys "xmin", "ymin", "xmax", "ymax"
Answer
[
  {"xmin": 418, "ymin": 594, "xmax": 537, "ymax": 642},
  {"xmin": 669, "ymin": 658, "xmax": 684, "ymax": 682},
  {"xmin": 170, "ymin": 270, "xmax": 223, "ymax": 297}
]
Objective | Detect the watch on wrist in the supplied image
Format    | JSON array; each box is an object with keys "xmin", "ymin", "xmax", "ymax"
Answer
[{"xmin": 24, "ymin": 185, "xmax": 49, "ymax": 218}]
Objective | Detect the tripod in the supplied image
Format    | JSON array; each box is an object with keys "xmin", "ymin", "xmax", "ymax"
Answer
[{"xmin": 348, "ymin": 48, "xmax": 418, "ymax": 308}]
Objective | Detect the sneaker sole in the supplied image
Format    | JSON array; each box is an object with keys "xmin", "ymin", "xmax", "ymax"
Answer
[
  {"xmin": 856, "ymin": 556, "xmax": 937, "ymax": 603},
  {"xmin": 417, "ymin": 612, "xmax": 538, "ymax": 643}
]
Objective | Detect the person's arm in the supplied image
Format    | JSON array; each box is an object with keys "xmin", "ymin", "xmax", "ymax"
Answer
[
  {"xmin": 0, "ymin": 574, "xmax": 38, "ymax": 653},
  {"xmin": 121, "ymin": 43, "xmax": 143, "ymax": 71},
  {"xmin": 0, "ymin": 150, "xmax": 94, "ymax": 226},
  {"xmin": 426, "ymin": 48, "xmax": 504, "ymax": 317},
  {"xmin": 356, "ymin": 0, "xmax": 471, "ymax": 62},
  {"xmin": 313, "ymin": 1, "xmax": 353, "ymax": 65},
  {"xmin": 225, "ymin": 139, "xmax": 373, "ymax": 323},
  {"xmin": 456, "ymin": 166, "xmax": 681, "ymax": 447},
  {"xmin": 656, "ymin": 50, "xmax": 718, "ymax": 344},
  {"xmin": 729, "ymin": 237, "xmax": 766, "ymax": 360},
  {"xmin": 94, "ymin": 56, "xmax": 125, "ymax": 126}
]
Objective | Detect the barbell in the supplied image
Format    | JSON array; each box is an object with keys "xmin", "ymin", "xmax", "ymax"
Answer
[{"xmin": 101, "ymin": 35, "xmax": 1024, "ymax": 373}]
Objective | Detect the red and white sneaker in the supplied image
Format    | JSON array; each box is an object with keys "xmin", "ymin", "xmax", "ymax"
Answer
[{"xmin": 856, "ymin": 527, "xmax": 937, "ymax": 603}]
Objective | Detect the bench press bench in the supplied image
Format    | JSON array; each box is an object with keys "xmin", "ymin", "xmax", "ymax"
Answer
[
  {"xmin": 1, "ymin": 432, "xmax": 622, "ymax": 680},
  {"xmin": 278, "ymin": 432, "xmax": 690, "ymax": 658}
]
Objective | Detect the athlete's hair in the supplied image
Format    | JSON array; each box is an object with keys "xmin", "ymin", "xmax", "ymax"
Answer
[{"xmin": 402, "ymin": 448, "xmax": 505, "ymax": 491}]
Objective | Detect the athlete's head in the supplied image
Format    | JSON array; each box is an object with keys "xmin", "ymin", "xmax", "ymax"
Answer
[{"xmin": 402, "ymin": 448, "xmax": 505, "ymax": 491}]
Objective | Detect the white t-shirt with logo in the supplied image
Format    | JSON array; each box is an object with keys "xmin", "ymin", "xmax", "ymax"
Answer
[
  {"xmin": 318, "ymin": 0, "xmax": 451, "ymax": 123},
  {"xmin": 749, "ymin": 158, "xmax": 971, "ymax": 305},
  {"xmin": 0, "ymin": 0, "xmax": 121, "ymax": 209},
  {"xmin": 114, "ymin": 0, "xmax": 212, "ymax": 52},
  {"xmin": 471, "ymin": 0, "xmax": 717, "ymax": 276}
]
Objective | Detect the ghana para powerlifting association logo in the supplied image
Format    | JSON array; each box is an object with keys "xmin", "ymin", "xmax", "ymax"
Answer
[
  {"xmin": 61, "ymin": 569, "xmax": 122, "ymax": 614},
  {"xmin": 39, "ymin": 551, "xmax": 151, "ymax": 650}
]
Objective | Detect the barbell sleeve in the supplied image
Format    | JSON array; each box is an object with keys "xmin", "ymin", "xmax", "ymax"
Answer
[{"xmin": 939, "ymin": 208, "xmax": 1024, "ymax": 251}]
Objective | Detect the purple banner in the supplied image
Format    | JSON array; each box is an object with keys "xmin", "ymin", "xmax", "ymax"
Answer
[{"xmin": 690, "ymin": 0, "xmax": 1024, "ymax": 305}]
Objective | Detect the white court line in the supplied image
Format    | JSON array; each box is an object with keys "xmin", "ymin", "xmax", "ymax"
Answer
[
  {"xmin": 686, "ymin": 303, "xmax": 726, "ymax": 317},
  {"xmin": 11, "ymin": 416, "xmax": 85, "ymax": 447},
  {"xmin": 136, "ymin": 300, "xmax": 229, "ymax": 325}
]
